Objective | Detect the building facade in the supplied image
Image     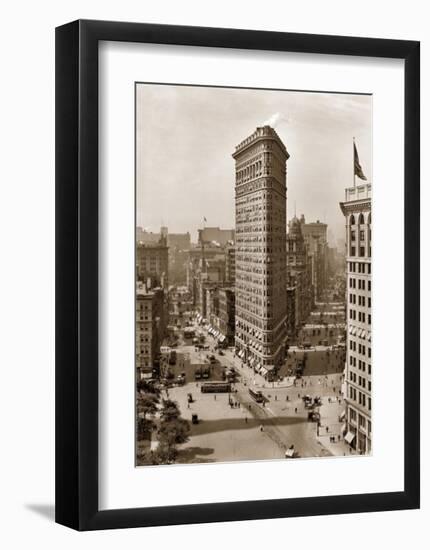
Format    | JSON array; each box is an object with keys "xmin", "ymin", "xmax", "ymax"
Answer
[
  {"xmin": 225, "ymin": 244, "xmax": 236, "ymax": 284},
  {"xmin": 300, "ymin": 216, "xmax": 328, "ymax": 301},
  {"xmin": 218, "ymin": 287, "xmax": 235, "ymax": 346},
  {"xmin": 233, "ymin": 126, "xmax": 289, "ymax": 377},
  {"xmin": 286, "ymin": 216, "xmax": 314, "ymax": 339},
  {"xmin": 340, "ymin": 182, "xmax": 372, "ymax": 454},
  {"xmin": 136, "ymin": 236, "xmax": 169, "ymax": 289},
  {"xmin": 136, "ymin": 283, "xmax": 166, "ymax": 379},
  {"xmin": 198, "ymin": 227, "xmax": 235, "ymax": 246}
]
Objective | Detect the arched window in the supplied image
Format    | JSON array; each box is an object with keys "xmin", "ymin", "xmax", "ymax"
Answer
[
  {"xmin": 359, "ymin": 213, "xmax": 365, "ymax": 225},
  {"xmin": 350, "ymin": 214, "xmax": 355, "ymax": 225},
  {"xmin": 367, "ymin": 212, "xmax": 372, "ymax": 225}
]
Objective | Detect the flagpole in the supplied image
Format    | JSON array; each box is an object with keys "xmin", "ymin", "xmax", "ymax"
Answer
[{"xmin": 353, "ymin": 137, "xmax": 356, "ymax": 188}]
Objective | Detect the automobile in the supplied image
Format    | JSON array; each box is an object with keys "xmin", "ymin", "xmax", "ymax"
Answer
[
  {"xmin": 308, "ymin": 411, "xmax": 321, "ymax": 422},
  {"xmin": 191, "ymin": 414, "xmax": 199, "ymax": 424},
  {"xmin": 285, "ymin": 445, "xmax": 297, "ymax": 458}
]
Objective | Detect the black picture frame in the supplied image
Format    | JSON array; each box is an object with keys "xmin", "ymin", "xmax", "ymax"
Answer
[{"xmin": 55, "ymin": 19, "xmax": 420, "ymax": 531}]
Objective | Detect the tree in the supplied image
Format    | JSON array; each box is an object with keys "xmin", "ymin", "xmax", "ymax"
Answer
[
  {"xmin": 160, "ymin": 399, "xmax": 180, "ymax": 422},
  {"xmin": 137, "ymin": 378, "xmax": 160, "ymax": 396},
  {"xmin": 149, "ymin": 442, "xmax": 178, "ymax": 465},
  {"xmin": 137, "ymin": 393, "xmax": 159, "ymax": 419},
  {"xmin": 137, "ymin": 417, "xmax": 156, "ymax": 439},
  {"xmin": 158, "ymin": 418, "xmax": 190, "ymax": 447}
]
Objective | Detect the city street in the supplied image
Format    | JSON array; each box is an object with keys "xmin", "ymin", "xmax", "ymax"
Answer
[{"xmin": 163, "ymin": 322, "xmax": 352, "ymax": 463}]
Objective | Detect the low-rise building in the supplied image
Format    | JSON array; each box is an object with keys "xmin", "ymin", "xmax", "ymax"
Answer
[{"xmin": 136, "ymin": 283, "xmax": 166, "ymax": 379}]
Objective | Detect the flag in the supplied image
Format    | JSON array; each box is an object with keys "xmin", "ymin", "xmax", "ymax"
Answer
[{"xmin": 354, "ymin": 142, "xmax": 367, "ymax": 181}]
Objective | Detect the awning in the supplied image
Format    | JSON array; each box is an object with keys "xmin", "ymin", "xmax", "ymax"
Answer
[
  {"xmin": 285, "ymin": 447, "xmax": 295, "ymax": 457},
  {"xmin": 344, "ymin": 431, "xmax": 356, "ymax": 444},
  {"xmin": 367, "ymin": 331, "xmax": 372, "ymax": 342},
  {"xmin": 339, "ymin": 410, "xmax": 346, "ymax": 421},
  {"xmin": 219, "ymin": 335, "xmax": 226, "ymax": 342},
  {"xmin": 260, "ymin": 367, "xmax": 268, "ymax": 376}
]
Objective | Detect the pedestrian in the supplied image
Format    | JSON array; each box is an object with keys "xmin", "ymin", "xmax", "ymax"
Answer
[
  {"xmin": 260, "ymin": 425, "xmax": 264, "ymax": 432},
  {"xmin": 275, "ymin": 395, "xmax": 277, "ymax": 401},
  {"xmin": 338, "ymin": 434, "xmax": 340, "ymax": 442},
  {"xmin": 245, "ymin": 417, "xmax": 248, "ymax": 423},
  {"xmin": 295, "ymin": 407, "xmax": 298, "ymax": 413},
  {"xmin": 326, "ymin": 426, "xmax": 329, "ymax": 433},
  {"xmin": 214, "ymin": 394, "xmax": 216, "ymax": 401}
]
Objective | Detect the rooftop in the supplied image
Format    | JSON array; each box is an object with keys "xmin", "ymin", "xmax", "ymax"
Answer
[
  {"xmin": 343, "ymin": 182, "xmax": 372, "ymax": 203},
  {"xmin": 233, "ymin": 125, "xmax": 289, "ymax": 158}
]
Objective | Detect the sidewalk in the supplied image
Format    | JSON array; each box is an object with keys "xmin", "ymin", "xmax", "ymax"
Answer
[{"xmin": 316, "ymin": 397, "xmax": 357, "ymax": 456}]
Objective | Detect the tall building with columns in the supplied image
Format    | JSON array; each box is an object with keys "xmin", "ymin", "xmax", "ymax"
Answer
[
  {"xmin": 340, "ymin": 182, "xmax": 372, "ymax": 454},
  {"xmin": 233, "ymin": 126, "xmax": 289, "ymax": 378}
]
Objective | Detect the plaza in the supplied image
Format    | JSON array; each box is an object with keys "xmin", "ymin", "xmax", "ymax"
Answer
[{"xmin": 157, "ymin": 321, "xmax": 353, "ymax": 464}]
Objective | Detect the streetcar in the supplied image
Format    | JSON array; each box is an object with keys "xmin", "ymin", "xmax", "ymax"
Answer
[{"xmin": 248, "ymin": 388, "xmax": 264, "ymax": 403}]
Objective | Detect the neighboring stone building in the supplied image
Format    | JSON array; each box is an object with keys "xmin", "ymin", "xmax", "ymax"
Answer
[
  {"xmin": 286, "ymin": 216, "xmax": 314, "ymax": 339},
  {"xmin": 198, "ymin": 226, "xmax": 235, "ymax": 247},
  {"xmin": 233, "ymin": 125, "xmax": 289, "ymax": 378},
  {"xmin": 187, "ymin": 244, "xmax": 227, "ymax": 309},
  {"xmin": 136, "ymin": 236, "xmax": 169, "ymax": 289},
  {"xmin": 137, "ymin": 226, "xmax": 191, "ymax": 250},
  {"xmin": 225, "ymin": 244, "xmax": 236, "ymax": 284},
  {"xmin": 218, "ymin": 287, "xmax": 235, "ymax": 346},
  {"xmin": 300, "ymin": 216, "xmax": 328, "ymax": 301},
  {"xmin": 340, "ymin": 182, "xmax": 372, "ymax": 454},
  {"xmin": 136, "ymin": 282, "xmax": 166, "ymax": 379}
]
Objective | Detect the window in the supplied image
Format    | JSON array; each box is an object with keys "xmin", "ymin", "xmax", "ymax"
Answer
[
  {"xmin": 360, "ymin": 246, "xmax": 365, "ymax": 257},
  {"xmin": 360, "ymin": 230, "xmax": 365, "ymax": 241},
  {"xmin": 351, "ymin": 246, "xmax": 356, "ymax": 257},
  {"xmin": 351, "ymin": 230, "xmax": 356, "ymax": 241}
]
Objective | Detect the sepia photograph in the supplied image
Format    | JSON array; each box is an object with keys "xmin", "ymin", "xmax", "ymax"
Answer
[{"xmin": 135, "ymin": 83, "xmax": 372, "ymax": 466}]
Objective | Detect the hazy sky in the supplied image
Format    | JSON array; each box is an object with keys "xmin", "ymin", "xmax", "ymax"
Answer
[{"xmin": 136, "ymin": 84, "xmax": 372, "ymax": 244}]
